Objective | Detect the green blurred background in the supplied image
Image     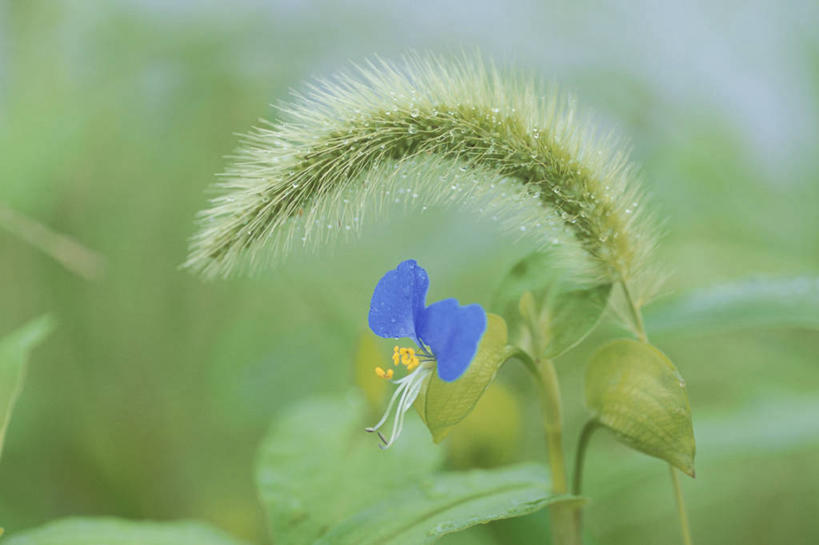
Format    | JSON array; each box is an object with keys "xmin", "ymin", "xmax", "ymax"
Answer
[{"xmin": 1, "ymin": 1, "xmax": 818, "ymax": 543}]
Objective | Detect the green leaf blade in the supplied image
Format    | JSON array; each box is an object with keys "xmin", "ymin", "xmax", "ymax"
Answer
[
  {"xmin": 542, "ymin": 282, "xmax": 612, "ymax": 358},
  {"xmin": 256, "ymin": 393, "xmax": 443, "ymax": 545},
  {"xmin": 492, "ymin": 252, "xmax": 611, "ymax": 359},
  {"xmin": 3, "ymin": 517, "xmax": 248, "ymax": 545},
  {"xmin": 314, "ymin": 464, "xmax": 569, "ymax": 545},
  {"xmin": 645, "ymin": 276, "xmax": 819, "ymax": 336},
  {"xmin": 0, "ymin": 314, "xmax": 55, "ymax": 457},
  {"xmin": 585, "ymin": 339, "xmax": 695, "ymax": 476}
]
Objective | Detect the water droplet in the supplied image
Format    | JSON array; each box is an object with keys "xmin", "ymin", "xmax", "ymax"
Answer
[
  {"xmin": 408, "ymin": 125, "xmax": 417, "ymax": 135},
  {"xmin": 292, "ymin": 183, "xmax": 299, "ymax": 188},
  {"xmin": 519, "ymin": 226, "xmax": 527, "ymax": 232},
  {"xmin": 410, "ymin": 108, "xmax": 420, "ymax": 118}
]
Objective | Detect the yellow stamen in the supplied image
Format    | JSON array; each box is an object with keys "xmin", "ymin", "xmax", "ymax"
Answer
[
  {"xmin": 375, "ymin": 366, "xmax": 394, "ymax": 379},
  {"xmin": 397, "ymin": 347, "xmax": 419, "ymax": 369},
  {"xmin": 392, "ymin": 346, "xmax": 400, "ymax": 366}
]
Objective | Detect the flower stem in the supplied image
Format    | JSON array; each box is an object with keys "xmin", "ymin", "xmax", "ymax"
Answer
[
  {"xmin": 670, "ymin": 466, "xmax": 693, "ymax": 545},
  {"xmin": 572, "ymin": 419, "xmax": 599, "ymax": 496},
  {"xmin": 622, "ymin": 280, "xmax": 693, "ymax": 545},
  {"xmin": 621, "ymin": 281, "xmax": 647, "ymax": 343},
  {"xmin": 517, "ymin": 351, "xmax": 582, "ymax": 545}
]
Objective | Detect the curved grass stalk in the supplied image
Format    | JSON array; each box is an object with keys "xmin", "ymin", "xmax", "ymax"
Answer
[{"xmin": 185, "ymin": 53, "xmax": 659, "ymax": 302}]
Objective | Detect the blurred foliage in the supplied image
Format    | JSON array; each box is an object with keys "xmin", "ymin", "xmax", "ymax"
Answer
[
  {"xmin": 3, "ymin": 517, "xmax": 249, "ymax": 545},
  {"xmin": 1, "ymin": 1, "xmax": 817, "ymax": 544}
]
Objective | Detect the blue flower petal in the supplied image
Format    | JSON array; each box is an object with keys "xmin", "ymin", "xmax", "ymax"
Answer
[
  {"xmin": 417, "ymin": 298, "xmax": 487, "ymax": 382},
  {"xmin": 368, "ymin": 259, "xmax": 429, "ymax": 341}
]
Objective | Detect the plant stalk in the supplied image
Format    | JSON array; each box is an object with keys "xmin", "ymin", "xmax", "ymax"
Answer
[
  {"xmin": 519, "ymin": 352, "xmax": 582, "ymax": 545},
  {"xmin": 622, "ymin": 280, "xmax": 693, "ymax": 545},
  {"xmin": 0, "ymin": 202, "xmax": 104, "ymax": 280},
  {"xmin": 572, "ymin": 419, "xmax": 599, "ymax": 496},
  {"xmin": 670, "ymin": 466, "xmax": 693, "ymax": 545}
]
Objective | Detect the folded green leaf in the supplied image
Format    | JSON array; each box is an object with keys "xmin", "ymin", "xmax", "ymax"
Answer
[
  {"xmin": 314, "ymin": 464, "xmax": 574, "ymax": 545},
  {"xmin": 415, "ymin": 314, "xmax": 510, "ymax": 442},
  {"xmin": 0, "ymin": 314, "xmax": 55, "ymax": 458},
  {"xmin": 256, "ymin": 393, "xmax": 443, "ymax": 545},
  {"xmin": 539, "ymin": 283, "xmax": 612, "ymax": 358},
  {"xmin": 585, "ymin": 339, "xmax": 695, "ymax": 476},
  {"xmin": 2, "ymin": 517, "xmax": 248, "ymax": 545},
  {"xmin": 493, "ymin": 252, "xmax": 611, "ymax": 359},
  {"xmin": 644, "ymin": 276, "xmax": 819, "ymax": 336}
]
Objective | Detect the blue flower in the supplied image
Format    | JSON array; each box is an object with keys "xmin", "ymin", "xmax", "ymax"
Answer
[{"xmin": 366, "ymin": 259, "xmax": 487, "ymax": 447}]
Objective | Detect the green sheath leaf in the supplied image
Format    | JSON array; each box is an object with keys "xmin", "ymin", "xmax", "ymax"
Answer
[
  {"xmin": 415, "ymin": 314, "xmax": 509, "ymax": 442},
  {"xmin": 2, "ymin": 517, "xmax": 248, "ymax": 545},
  {"xmin": 0, "ymin": 314, "xmax": 55, "ymax": 458},
  {"xmin": 585, "ymin": 339, "xmax": 695, "ymax": 476},
  {"xmin": 314, "ymin": 464, "xmax": 574, "ymax": 545}
]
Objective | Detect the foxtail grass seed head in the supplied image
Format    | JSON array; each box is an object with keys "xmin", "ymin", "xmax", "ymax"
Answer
[{"xmin": 186, "ymin": 53, "xmax": 660, "ymax": 302}]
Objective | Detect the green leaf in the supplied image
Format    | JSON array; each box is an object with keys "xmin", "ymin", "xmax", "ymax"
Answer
[
  {"xmin": 585, "ymin": 339, "xmax": 695, "ymax": 476},
  {"xmin": 538, "ymin": 283, "xmax": 612, "ymax": 358},
  {"xmin": 492, "ymin": 252, "xmax": 611, "ymax": 359},
  {"xmin": 256, "ymin": 392, "xmax": 443, "ymax": 545},
  {"xmin": 314, "ymin": 464, "xmax": 575, "ymax": 545},
  {"xmin": 2, "ymin": 517, "xmax": 248, "ymax": 545},
  {"xmin": 644, "ymin": 276, "xmax": 819, "ymax": 336},
  {"xmin": 0, "ymin": 314, "xmax": 55, "ymax": 458},
  {"xmin": 415, "ymin": 314, "xmax": 510, "ymax": 442}
]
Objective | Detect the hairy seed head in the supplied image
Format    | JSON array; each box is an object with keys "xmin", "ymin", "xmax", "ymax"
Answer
[{"xmin": 185, "ymin": 54, "xmax": 660, "ymax": 302}]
